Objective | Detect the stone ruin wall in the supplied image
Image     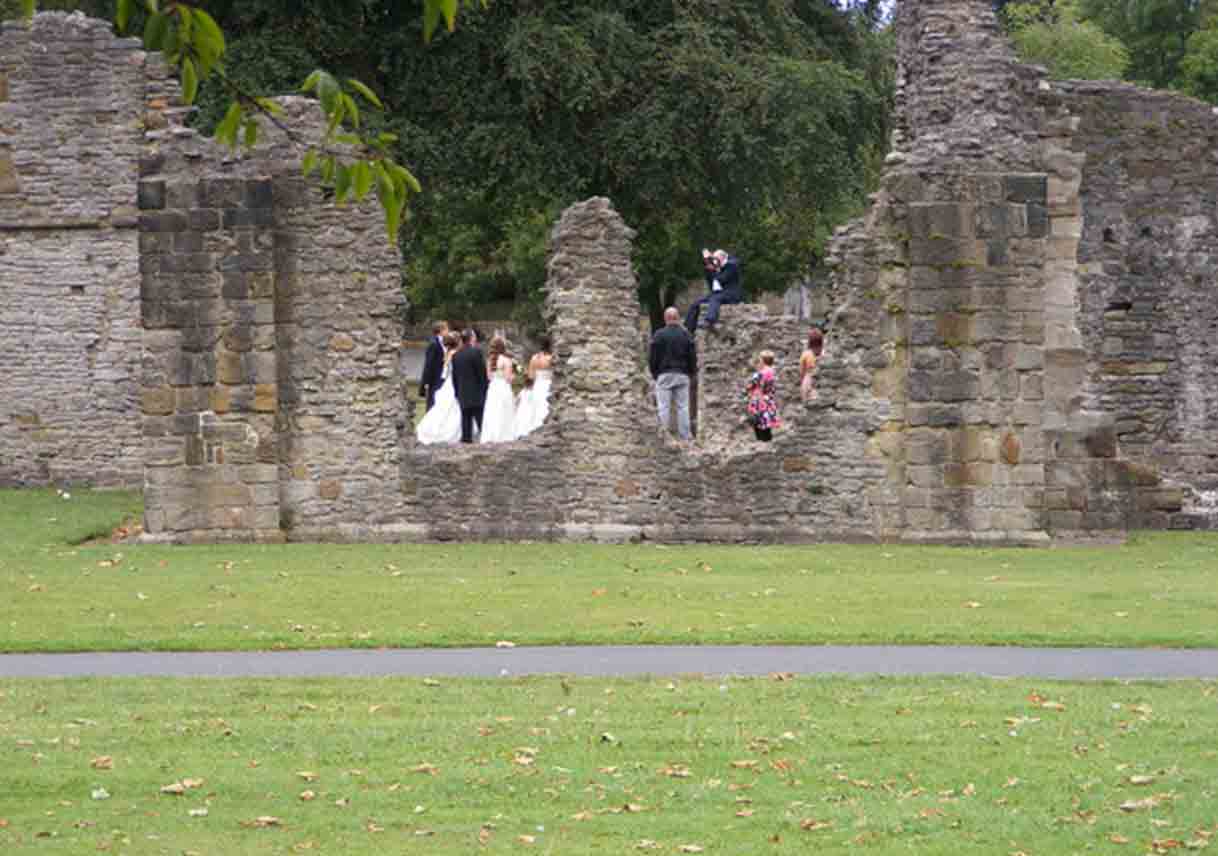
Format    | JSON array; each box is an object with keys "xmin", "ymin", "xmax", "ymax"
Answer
[
  {"xmin": 0, "ymin": 13, "xmax": 144, "ymax": 487},
  {"xmin": 821, "ymin": 0, "xmax": 1218, "ymax": 538},
  {"xmin": 4, "ymin": 2, "xmax": 1218, "ymax": 543},
  {"xmin": 1, "ymin": 12, "xmax": 403, "ymax": 542}
]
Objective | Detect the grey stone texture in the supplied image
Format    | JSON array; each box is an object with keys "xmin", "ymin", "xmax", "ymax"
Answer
[
  {"xmin": 0, "ymin": 13, "xmax": 144, "ymax": 487},
  {"xmin": 4, "ymin": 3, "xmax": 1218, "ymax": 542}
]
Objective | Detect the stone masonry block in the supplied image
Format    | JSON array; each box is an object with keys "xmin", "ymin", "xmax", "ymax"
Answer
[
  {"xmin": 137, "ymin": 179, "xmax": 165, "ymax": 210},
  {"xmin": 909, "ymin": 203, "xmax": 976, "ymax": 238},
  {"xmin": 1005, "ymin": 175, "xmax": 1048, "ymax": 205}
]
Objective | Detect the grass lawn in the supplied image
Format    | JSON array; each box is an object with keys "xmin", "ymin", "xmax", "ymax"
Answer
[
  {"xmin": 2, "ymin": 488, "xmax": 1218, "ymax": 653},
  {"xmin": 1, "ymin": 675, "xmax": 1216, "ymax": 854}
]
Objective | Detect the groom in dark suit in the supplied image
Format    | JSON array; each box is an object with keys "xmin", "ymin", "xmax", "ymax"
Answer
[
  {"xmin": 418, "ymin": 320, "xmax": 448, "ymax": 411},
  {"xmin": 450, "ymin": 329, "xmax": 489, "ymax": 443}
]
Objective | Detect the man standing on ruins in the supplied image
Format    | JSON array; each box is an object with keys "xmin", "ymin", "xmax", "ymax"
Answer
[
  {"xmin": 419, "ymin": 320, "xmax": 449, "ymax": 411},
  {"xmin": 451, "ymin": 329, "xmax": 489, "ymax": 443},
  {"xmin": 649, "ymin": 307, "xmax": 697, "ymax": 441}
]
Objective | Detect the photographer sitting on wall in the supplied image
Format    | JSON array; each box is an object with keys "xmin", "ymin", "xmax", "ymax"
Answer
[{"xmin": 685, "ymin": 248, "xmax": 742, "ymax": 334}]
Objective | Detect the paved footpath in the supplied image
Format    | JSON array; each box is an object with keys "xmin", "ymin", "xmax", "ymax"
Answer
[{"xmin": 2, "ymin": 646, "xmax": 1217, "ymax": 680}]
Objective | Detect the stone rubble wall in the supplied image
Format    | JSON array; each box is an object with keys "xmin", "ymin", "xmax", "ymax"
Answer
[
  {"xmin": 0, "ymin": 13, "xmax": 144, "ymax": 487},
  {"xmin": 5, "ymin": 3, "xmax": 1218, "ymax": 543}
]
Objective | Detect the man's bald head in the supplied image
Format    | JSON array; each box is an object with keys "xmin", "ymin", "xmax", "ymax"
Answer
[{"xmin": 664, "ymin": 307, "xmax": 680, "ymax": 325}]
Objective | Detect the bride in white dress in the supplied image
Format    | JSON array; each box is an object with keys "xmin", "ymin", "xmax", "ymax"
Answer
[
  {"xmin": 480, "ymin": 335, "xmax": 516, "ymax": 444},
  {"xmin": 415, "ymin": 332, "xmax": 462, "ymax": 445},
  {"xmin": 513, "ymin": 337, "xmax": 554, "ymax": 439}
]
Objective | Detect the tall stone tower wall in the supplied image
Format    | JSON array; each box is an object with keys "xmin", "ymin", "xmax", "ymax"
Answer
[{"xmin": 0, "ymin": 14, "xmax": 144, "ymax": 487}]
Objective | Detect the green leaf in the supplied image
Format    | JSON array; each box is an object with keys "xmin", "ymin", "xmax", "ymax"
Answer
[
  {"xmin": 243, "ymin": 118, "xmax": 258, "ymax": 149},
  {"xmin": 334, "ymin": 164, "xmax": 352, "ymax": 204},
  {"xmin": 116, "ymin": 0, "xmax": 133, "ymax": 33},
  {"xmin": 388, "ymin": 162, "xmax": 422, "ymax": 195},
  {"xmin": 302, "ymin": 150, "xmax": 319, "ymax": 178},
  {"xmin": 343, "ymin": 93, "xmax": 360, "ymax": 129},
  {"xmin": 441, "ymin": 0, "xmax": 459, "ymax": 32},
  {"xmin": 320, "ymin": 156, "xmax": 335, "ymax": 184},
  {"xmin": 316, "ymin": 71, "xmax": 340, "ymax": 113},
  {"xmin": 301, "ymin": 70, "xmax": 323, "ymax": 94},
  {"xmin": 346, "ymin": 78, "xmax": 383, "ymax": 109},
  {"xmin": 214, "ymin": 101, "xmax": 242, "ymax": 148},
  {"xmin": 334, "ymin": 134, "xmax": 362, "ymax": 146},
  {"xmin": 352, "ymin": 161, "xmax": 374, "ymax": 199},
  {"xmin": 423, "ymin": 0, "xmax": 442, "ymax": 42},
  {"xmin": 143, "ymin": 12, "xmax": 170, "ymax": 51},
  {"xmin": 192, "ymin": 9, "xmax": 226, "ymax": 60},
  {"xmin": 180, "ymin": 57, "xmax": 199, "ymax": 105}
]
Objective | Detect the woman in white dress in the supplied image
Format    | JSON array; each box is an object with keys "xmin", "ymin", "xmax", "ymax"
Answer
[
  {"xmin": 480, "ymin": 335, "xmax": 516, "ymax": 444},
  {"xmin": 513, "ymin": 336, "xmax": 554, "ymax": 439},
  {"xmin": 415, "ymin": 332, "xmax": 462, "ymax": 445}
]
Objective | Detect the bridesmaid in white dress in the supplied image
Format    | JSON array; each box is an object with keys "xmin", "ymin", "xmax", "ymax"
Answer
[
  {"xmin": 513, "ymin": 336, "xmax": 554, "ymax": 439},
  {"xmin": 480, "ymin": 335, "xmax": 516, "ymax": 444},
  {"xmin": 415, "ymin": 332, "xmax": 462, "ymax": 445}
]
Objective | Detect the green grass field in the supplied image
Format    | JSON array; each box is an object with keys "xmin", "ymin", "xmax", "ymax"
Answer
[
  {"xmin": 2, "ymin": 675, "xmax": 1216, "ymax": 854},
  {"xmin": 3, "ymin": 489, "xmax": 1218, "ymax": 652}
]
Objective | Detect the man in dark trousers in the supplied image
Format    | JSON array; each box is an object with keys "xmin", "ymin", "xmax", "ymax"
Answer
[
  {"xmin": 450, "ymin": 328, "xmax": 489, "ymax": 443},
  {"xmin": 418, "ymin": 320, "xmax": 449, "ymax": 411},
  {"xmin": 649, "ymin": 307, "xmax": 697, "ymax": 440},
  {"xmin": 685, "ymin": 248, "xmax": 743, "ymax": 333}
]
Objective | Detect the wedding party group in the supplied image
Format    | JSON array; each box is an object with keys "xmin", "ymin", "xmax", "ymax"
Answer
[{"xmin": 416, "ymin": 322, "xmax": 553, "ymax": 446}]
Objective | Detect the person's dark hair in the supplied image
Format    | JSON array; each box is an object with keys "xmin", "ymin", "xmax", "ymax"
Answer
[
  {"xmin": 538, "ymin": 335, "xmax": 553, "ymax": 353},
  {"xmin": 461, "ymin": 328, "xmax": 475, "ymax": 345},
  {"xmin": 432, "ymin": 320, "xmax": 447, "ymax": 336},
  {"xmin": 442, "ymin": 331, "xmax": 460, "ymax": 351},
  {"xmin": 487, "ymin": 335, "xmax": 508, "ymax": 373},
  {"xmin": 807, "ymin": 327, "xmax": 824, "ymax": 356},
  {"xmin": 760, "ymin": 349, "xmax": 776, "ymax": 367}
]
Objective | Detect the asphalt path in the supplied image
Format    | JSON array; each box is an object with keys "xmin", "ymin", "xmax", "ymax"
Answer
[{"xmin": 2, "ymin": 645, "xmax": 1217, "ymax": 679}]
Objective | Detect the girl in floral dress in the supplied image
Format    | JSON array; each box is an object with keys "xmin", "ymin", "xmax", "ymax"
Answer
[{"xmin": 745, "ymin": 350, "xmax": 781, "ymax": 442}]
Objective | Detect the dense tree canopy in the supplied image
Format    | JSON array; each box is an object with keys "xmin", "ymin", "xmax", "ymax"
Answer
[{"xmin": 189, "ymin": 0, "xmax": 892, "ymax": 328}]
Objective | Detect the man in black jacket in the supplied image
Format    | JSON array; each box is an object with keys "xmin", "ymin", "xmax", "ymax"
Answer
[
  {"xmin": 685, "ymin": 248, "xmax": 743, "ymax": 333},
  {"xmin": 649, "ymin": 307, "xmax": 697, "ymax": 440},
  {"xmin": 450, "ymin": 329, "xmax": 489, "ymax": 443},
  {"xmin": 418, "ymin": 320, "xmax": 448, "ymax": 411}
]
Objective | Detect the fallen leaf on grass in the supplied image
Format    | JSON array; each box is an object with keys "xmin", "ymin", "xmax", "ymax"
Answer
[
  {"xmin": 91, "ymin": 788, "xmax": 110, "ymax": 801},
  {"xmin": 366, "ymin": 821, "xmax": 384, "ymax": 833},
  {"xmin": 188, "ymin": 808, "xmax": 208, "ymax": 818},
  {"xmin": 1120, "ymin": 795, "xmax": 1164, "ymax": 812},
  {"xmin": 730, "ymin": 760, "xmax": 759, "ymax": 770},
  {"xmin": 1110, "ymin": 834, "xmax": 1130, "ymax": 844},
  {"xmin": 518, "ymin": 834, "xmax": 536, "ymax": 844},
  {"xmin": 1130, "ymin": 775, "xmax": 1157, "ymax": 785},
  {"xmin": 661, "ymin": 765, "xmax": 692, "ymax": 779},
  {"xmin": 90, "ymin": 756, "xmax": 113, "ymax": 770},
  {"xmin": 412, "ymin": 763, "xmax": 439, "ymax": 776},
  {"xmin": 241, "ymin": 816, "xmax": 282, "ymax": 828},
  {"xmin": 735, "ymin": 808, "xmax": 754, "ymax": 817},
  {"xmin": 496, "ymin": 641, "xmax": 516, "ymax": 649},
  {"xmin": 422, "ymin": 679, "xmax": 441, "ymax": 687},
  {"xmin": 571, "ymin": 811, "xmax": 593, "ymax": 821},
  {"xmin": 634, "ymin": 841, "xmax": 661, "ymax": 851},
  {"xmin": 963, "ymin": 601, "xmax": 982, "ymax": 609},
  {"xmin": 678, "ymin": 846, "xmax": 704, "ymax": 853},
  {"xmin": 1040, "ymin": 701, "xmax": 1067, "ymax": 711},
  {"xmin": 297, "ymin": 771, "xmax": 319, "ymax": 781},
  {"xmin": 299, "ymin": 791, "xmax": 316, "ymax": 801},
  {"xmin": 160, "ymin": 779, "xmax": 204, "ymax": 795},
  {"xmin": 801, "ymin": 819, "xmax": 832, "ymax": 831}
]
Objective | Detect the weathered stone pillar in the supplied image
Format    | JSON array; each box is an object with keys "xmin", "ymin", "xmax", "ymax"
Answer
[
  {"xmin": 544, "ymin": 197, "xmax": 653, "ymax": 537},
  {"xmin": 139, "ymin": 175, "xmax": 282, "ymax": 540}
]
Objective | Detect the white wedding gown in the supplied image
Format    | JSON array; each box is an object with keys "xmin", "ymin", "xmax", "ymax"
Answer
[
  {"xmin": 415, "ymin": 363, "xmax": 461, "ymax": 446},
  {"xmin": 512, "ymin": 369, "xmax": 552, "ymax": 439},
  {"xmin": 480, "ymin": 356, "xmax": 516, "ymax": 444}
]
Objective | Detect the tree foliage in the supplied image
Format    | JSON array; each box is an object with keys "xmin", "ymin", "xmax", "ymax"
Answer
[
  {"xmin": 1004, "ymin": 0, "xmax": 1129, "ymax": 79},
  {"xmin": 238, "ymin": 0, "xmax": 890, "ymax": 328}
]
